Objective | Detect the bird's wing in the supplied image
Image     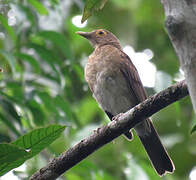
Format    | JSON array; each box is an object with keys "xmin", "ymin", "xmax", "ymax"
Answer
[{"xmin": 118, "ymin": 50, "xmax": 148, "ymax": 103}]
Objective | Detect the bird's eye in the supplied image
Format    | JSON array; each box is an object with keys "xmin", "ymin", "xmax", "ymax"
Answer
[
  {"xmin": 98, "ymin": 31, "xmax": 104, "ymax": 35},
  {"xmin": 96, "ymin": 30, "xmax": 107, "ymax": 36}
]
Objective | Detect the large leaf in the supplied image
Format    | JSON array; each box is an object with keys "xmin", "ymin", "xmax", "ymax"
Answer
[
  {"xmin": 0, "ymin": 144, "xmax": 28, "ymax": 176},
  {"xmin": 27, "ymin": 0, "xmax": 49, "ymax": 15},
  {"xmin": 81, "ymin": 0, "xmax": 108, "ymax": 23},
  {"xmin": 12, "ymin": 124, "xmax": 66, "ymax": 155},
  {"xmin": 0, "ymin": 14, "xmax": 17, "ymax": 44},
  {"xmin": 0, "ymin": 124, "xmax": 66, "ymax": 176}
]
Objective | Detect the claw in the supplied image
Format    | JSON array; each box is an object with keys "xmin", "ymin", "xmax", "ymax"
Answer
[{"xmin": 112, "ymin": 113, "xmax": 123, "ymax": 121}]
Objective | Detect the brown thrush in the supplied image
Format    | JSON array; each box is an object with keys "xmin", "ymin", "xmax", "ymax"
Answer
[{"xmin": 77, "ymin": 29, "xmax": 175, "ymax": 176}]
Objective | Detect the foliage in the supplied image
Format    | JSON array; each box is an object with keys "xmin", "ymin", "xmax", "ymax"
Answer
[
  {"xmin": 81, "ymin": 0, "xmax": 108, "ymax": 23},
  {"xmin": 0, "ymin": 0, "xmax": 195, "ymax": 179},
  {"xmin": 0, "ymin": 124, "xmax": 65, "ymax": 176}
]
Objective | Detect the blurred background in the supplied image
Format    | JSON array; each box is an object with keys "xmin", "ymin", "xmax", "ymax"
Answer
[{"xmin": 0, "ymin": 0, "xmax": 196, "ymax": 179}]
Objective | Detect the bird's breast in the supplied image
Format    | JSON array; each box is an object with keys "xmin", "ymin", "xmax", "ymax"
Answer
[
  {"xmin": 84, "ymin": 46, "xmax": 136, "ymax": 115},
  {"xmin": 91, "ymin": 65, "xmax": 136, "ymax": 115}
]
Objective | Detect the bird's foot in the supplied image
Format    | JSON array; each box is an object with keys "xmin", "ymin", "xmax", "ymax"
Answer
[
  {"xmin": 112, "ymin": 113, "xmax": 123, "ymax": 121},
  {"xmin": 94, "ymin": 127, "xmax": 100, "ymax": 133}
]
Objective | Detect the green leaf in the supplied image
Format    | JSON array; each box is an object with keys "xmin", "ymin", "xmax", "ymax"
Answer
[
  {"xmin": 36, "ymin": 91, "xmax": 59, "ymax": 116},
  {"xmin": 81, "ymin": 0, "xmax": 108, "ymax": 23},
  {"xmin": 0, "ymin": 133, "xmax": 10, "ymax": 143},
  {"xmin": 75, "ymin": 97, "xmax": 102, "ymax": 125},
  {"xmin": 50, "ymin": 0, "xmax": 59, "ymax": 6},
  {"xmin": 0, "ymin": 14, "xmax": 17, "ymax": 44},
  {"xmin": 0, "ymin": 124, "xmax": 65, "ymax": 176},
  {"xmin": 0, "ymin": 143, "xmax": 28, "ymax": 176},
  {"xmin": 0, "ymin": 50, "xmax": 17, "ymax": 75},
  {"xmin": 28, "ymin": 43, "xmax": 60, "ymax": 81},
  {"xmin": 5, "ymin": 81, "xmax": 24, "ymax": 102},
  {"xmin": 0, "ymin": 112, "xmax": 21, "ymax": 136},
  {"xmin": 27, "ymin": 0, "xmax": 49, "ymax": 15},
  {"xmin": 37, "ymin": 31, "xmax": 73, "ymax": 60},
  {"xmin": 18, "ymin": 5, "xmax": 37, "ymax": 27},
  {"xmin": 191, "ymin": 124, "xmax": 196, "ymax": 134},
  {"xmin": 15, "ymin": 53, "xmax": 41, "ymax": 74},
  {"xmin": 54, "ymin": 95, "xmax": 74, "ymax": 121},
  {"xmin": 0, "ymin": 91, "xmax": 22, "ymax": 107},
  {"xmin": 12, "ymin": 124, "xmax": 66, "ymax": 156},
  {"xmin": 191, "ymin": 113, "xmax": 196, "ymax": 134},
  {"xmin": 72, "ymin": 64, "xmax": 84, "ymax": 81},
  {"xmin": 26, "ymin": 99, "xmax": 46, "ymax": 126},
  {"xmin": 0, "ymin": 99, "xmax": 21, "ymax": 124}
]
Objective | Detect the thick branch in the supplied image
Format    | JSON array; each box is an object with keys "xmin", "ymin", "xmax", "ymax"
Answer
[
  {"xmin": 30, "ymin": 80, "xmax": 188, "ymax": 180},
  {"xmin": 161, "ymin": 0, "xmax": 196, "ymax": 112}
]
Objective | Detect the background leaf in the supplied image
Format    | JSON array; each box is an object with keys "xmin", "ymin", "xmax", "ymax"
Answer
[
  {"xmin": 81, "ymin": 0, "xmax": 108, "ymax": 23},
  {"xmin": 27, "ymin": 0, "xmax": 49, "ymax": 15},
  {"xmin": 37, "ymin": 31, "xmax": 73, "ymax": 60},
  {"xmin": 0, "ymin": 50, "xmax": 17, "ymax": 75},
  {"xmin": 0, "ymin": 112, "xmax": 21, "ymax": 137},
  {"xmin": 0, "ymin": 14, "xmax": 17, "ymax": 44},
  {"xmin": 0, "ymin": 124, "xmax": 66, "ymax": 176},
  {"xmin": 15, "ymin": 53, "xmax": 41, "ymax": 74},
  {"xmin": 191, "ymin": 125, "xmax": 196, "ymax": 134}
]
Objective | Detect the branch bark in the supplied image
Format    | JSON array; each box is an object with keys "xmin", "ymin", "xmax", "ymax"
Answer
[
  {"xmin": 161, "ymin": 0, "xmax": 196, "ymax": 112},
  {"xmin": 30, "ymin": 80, "xmax": 188, "ymax": 180}
]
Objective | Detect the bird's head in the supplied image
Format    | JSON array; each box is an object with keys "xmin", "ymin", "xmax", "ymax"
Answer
[{"xmin": 76, "ymin": 29, "xmax": 121, "ymax": 49}]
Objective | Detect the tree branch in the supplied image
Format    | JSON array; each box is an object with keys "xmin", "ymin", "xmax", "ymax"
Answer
[
  {"xmin": 161, "ymin": 0, "xmax": 196, "ymax": 112},
  {"xmin": 30, "ymin": 80, "xmax": 188, "ymax": 180}
]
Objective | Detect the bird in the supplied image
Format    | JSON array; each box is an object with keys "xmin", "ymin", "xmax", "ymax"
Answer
[{"xmin": 76, "ymin": 29, "xmax": 175, "ymax": 176}]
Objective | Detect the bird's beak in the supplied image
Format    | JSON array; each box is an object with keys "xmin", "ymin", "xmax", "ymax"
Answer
[{"xmin": 76, "ymin": 31, "xmax": 92, "ymax": 39}]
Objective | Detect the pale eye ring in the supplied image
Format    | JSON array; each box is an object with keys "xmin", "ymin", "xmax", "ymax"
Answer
[{"xmin": 98, "ymin": 31, "xmax": 104, "ymax": 35}]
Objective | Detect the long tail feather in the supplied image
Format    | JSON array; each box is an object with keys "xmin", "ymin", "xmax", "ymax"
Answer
[{"xmin": 138, "ymin": 121, "xmax": 175, "ymax": 176}]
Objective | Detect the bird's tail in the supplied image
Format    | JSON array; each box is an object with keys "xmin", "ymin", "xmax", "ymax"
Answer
[{"xmin": 138, "ymin": 121, "xmax": 175, "ymax": 176}]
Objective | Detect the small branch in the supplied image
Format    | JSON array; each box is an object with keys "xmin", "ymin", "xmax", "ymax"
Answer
[{"xmin": 30, "ymin": 80, "xmax": 188, "ymax": 180}]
